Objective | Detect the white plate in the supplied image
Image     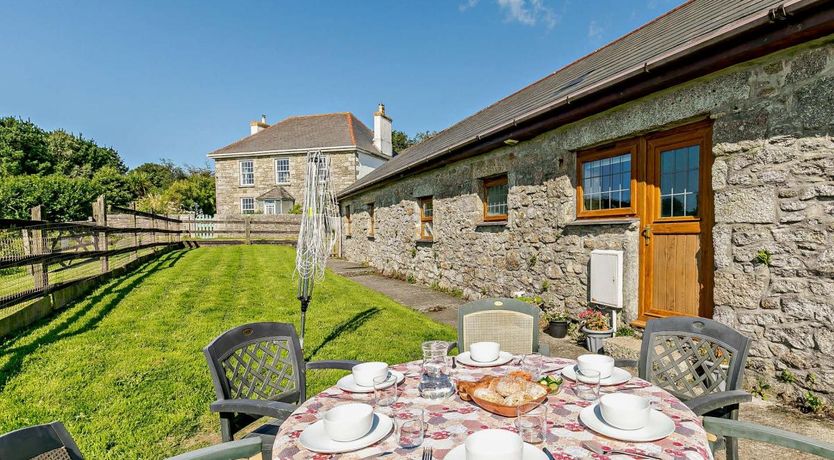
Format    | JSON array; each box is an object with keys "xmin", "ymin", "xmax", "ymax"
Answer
[
  {"xmin": 561, "ymin": 365, "xmax": 632, "ymax": 386},
  {"xmin": 456, "ymin": 351, "xmax": 514, "ymax": 367},
  {"xmin": 299, "ymin": 412, "xmax": 394, "ymax": 453},
  {"xmin": 579, "ymin": 403, "xmax": 675, "ymax": 442},
  {"xmin": 336, "ymin": 371, "xmax": 405, "ymax": 393},
  {"xmin": 445, "ymin": 442, "xmax": 548, "ymax": 460}
]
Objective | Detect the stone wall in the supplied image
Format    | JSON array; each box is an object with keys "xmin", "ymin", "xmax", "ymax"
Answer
[
  {"xmin": 341, "ymin": 37, "xmax": 834, "ymax": 398},
  {"xmin": 214, "ymin": 150, "xmax": 358, "ymax": 216}
]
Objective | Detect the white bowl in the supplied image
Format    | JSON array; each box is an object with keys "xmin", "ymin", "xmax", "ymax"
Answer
[
  {"xmin": 469, "ymin": 342, "xmax": 500, "ymax": 363},
  {"xmin": 599, "ymin": 393, "xmax": 650, "ymax": 430},
  {"xmin": 577, "ymin": 354, "xmax": 615, "ymax": 379},
  {"xmin": 464, "ymin": 429, "xmax": 523, "ymax": 460},
  {"xmin": 323, "ymin": 403, "xmax": 374, "ymax": 442},
  {"xmin": 352, "ymin": 362, "xmax": 389, "ymax": 387}
]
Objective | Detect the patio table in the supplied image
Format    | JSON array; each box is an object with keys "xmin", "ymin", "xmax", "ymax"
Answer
[{"xmin": 272, "ymin": 356, "xmax": 713, "ymax": 459}]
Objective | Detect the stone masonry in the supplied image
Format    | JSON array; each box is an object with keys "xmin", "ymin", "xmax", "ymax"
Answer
[
  {"xmin": 340, "ymin": 37, "xmax": 834, "ymax": 399},
  {"xmin": 215, "ymin": 150, "xmax": 357, "ymax": 216}
]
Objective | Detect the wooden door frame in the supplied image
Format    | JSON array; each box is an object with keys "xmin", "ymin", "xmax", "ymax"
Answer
[{"xmin": 635, "ymin": 120, "xmax": 714, "ymax": 325}]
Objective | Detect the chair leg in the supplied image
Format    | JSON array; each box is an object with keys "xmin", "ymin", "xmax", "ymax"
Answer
[
  {"xmin": 220, "ymin": 415, "xmax": 234, "ymax": 442},
  {"xmin": 726, "ymin": 407, "xmax": 740, "ymax": 460}
]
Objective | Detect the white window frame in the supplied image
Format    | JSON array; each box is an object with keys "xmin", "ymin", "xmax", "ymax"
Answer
[
  {"xmin": 241, "ymin": 197, "xmax": 255, "ymax": 214},
  {"xmin": 275, "ymin": 157, "xmax": 290, "ymax": 184},
  {"xmin": 239, "ymin": 160, "xmax": 255, "ymax": 186}
]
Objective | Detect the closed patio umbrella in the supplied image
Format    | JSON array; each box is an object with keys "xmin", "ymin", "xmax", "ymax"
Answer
[{"xmin": 294, "ymin": 150, "xmax": 341, "ymax": 350}]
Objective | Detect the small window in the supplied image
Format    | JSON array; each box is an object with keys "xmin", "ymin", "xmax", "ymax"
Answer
[
  {"xmin": 419, "ymin": 197, "xmax": 433, "ymax": 240},
  {"xmin": 241, "ymin": 197, "xmax": 255, "ymax": 214},
  {"xmin": 482, "ymin": 175, "xmax": 508, "ymax": 222},
  {"xmin": 576, "ymin": 142, "xmax": 637, "ymax": 218},
  {"xmin": 275, "ymin": 157, "xmax": 290, "ymax": 184},
  {"xmin": 240, "ymin": 160, "xmax": 255, "ymax": 186},
  {"xmin": 344, "ymin": 205, "xmax": 352, "ymax": 236},
  {"xmin": 367, "ymin": 203, "xmax": 375, "ymax": 236},
  {"xmin": 660, "ymin": 145, "xmax": 700, "ymax": 217}
]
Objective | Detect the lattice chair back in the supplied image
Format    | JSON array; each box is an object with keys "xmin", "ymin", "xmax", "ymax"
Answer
[
  {"xmin": 458, "ymin": 298, "xmax": 540, "ymax": 355},
  {"xmin": 204, "ymin": 322, "xmax": 305, "ymax": 405},
  {"xmin": 0, "ymin": 421, "xmax": 84, "ymax": 460},
  {"xmin": 639, "ymin": 317, "xmax": 751, "ymax": 402}
]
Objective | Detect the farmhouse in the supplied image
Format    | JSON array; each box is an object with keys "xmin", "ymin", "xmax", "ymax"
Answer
[
  {"xmin": 210, "ymin": 106, "xmax": 392, "ymax": 216},
  {"xmin": 338, "ymin": 0, "xmax": 834, "ymax": 394}
]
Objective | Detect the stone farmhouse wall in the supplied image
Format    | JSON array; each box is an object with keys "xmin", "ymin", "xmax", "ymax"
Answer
[
  {"xmin": 340, "ymin": 37, "xmax": 834, "ymax": 397},
  {"xmin": 215, "ymin": 150, "xmax": 357, "ymax": 216}
]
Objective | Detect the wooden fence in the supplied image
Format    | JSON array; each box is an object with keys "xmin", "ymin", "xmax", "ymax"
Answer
[
  {"xmin": 0, "ymin": 195, "xmax": 184, "ymax": 336},
  {"xmin": 179, "ymin": 214, "xmax": 301, "ymax": 244}
]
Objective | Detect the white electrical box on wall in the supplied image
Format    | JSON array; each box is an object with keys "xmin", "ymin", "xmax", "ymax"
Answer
[{"xmin": 590, "ymin": 249, "xmax": 623, "ymax": 309}]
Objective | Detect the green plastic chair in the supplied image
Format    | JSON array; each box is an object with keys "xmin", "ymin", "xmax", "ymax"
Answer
[
  {"xmin": 0, "ymin": 421, "xmax": 263, "ymax": 460},
  {"xmin": 703, "ymin": 416, "xmax": 834, "ymax": 459}
]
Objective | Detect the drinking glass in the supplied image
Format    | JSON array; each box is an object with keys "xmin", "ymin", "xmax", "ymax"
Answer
[
  {"xmin": 521, "ymin": 353, "xmax": 543, "ymax": 380},
  {"xmin": 373, "ymin": 374, "xmax": 398, "ymax": 411},
  {"xmin": 515, "ymin": 403, "xmax": 547, "ymax": 444},
  {"xmin": 575, "ymin": 368, "xmax": 601, "ymax": 401},
  {"xmin": 396, "ymin": 408, "xmax": 425, "ymax": 448}
]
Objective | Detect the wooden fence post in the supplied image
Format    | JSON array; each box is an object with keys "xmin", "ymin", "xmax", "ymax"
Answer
[
  {"xmin": 130, "ymin": 202, "xmax": 138, "ymax": 260},
  {"xmin": 29, "ymin": 205, "xmax": 49, "ymax": 290},
  {"xmin": 245, "ymin": 217, "xmax": 251, "ymax": 244},
  {"xmin": 93, "ymin": 195, "xmax": 109, "ymax": 273}
]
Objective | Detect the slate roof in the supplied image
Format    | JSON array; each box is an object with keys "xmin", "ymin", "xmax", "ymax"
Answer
[
  {"xmin": 210, "ymin": 113, "xmax": 381, "ymax": 157},
  {"xmin": 257, "ymin": 186, "xmax": 295, "ymax": 201},
  {"xmin": 339, "ymin": 0, "xmax": 790, "ymax": 197}
]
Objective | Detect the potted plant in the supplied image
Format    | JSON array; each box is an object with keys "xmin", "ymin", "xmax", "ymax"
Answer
[
  {"xmin": 579, "ymin": 308, "xmax": 614, "ymax": 353},
  {"xmin": 543, "ymin": 310, "xmax": 570, "ymax": 338}
]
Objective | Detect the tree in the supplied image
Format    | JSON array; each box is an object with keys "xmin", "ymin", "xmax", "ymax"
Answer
[
  {"xmin": 47, "ymin": 129, "xmax": 126, "ymax": 178},
  {"xmin": 0, "ymin": 175, "xmax": 102, "ymax": 221},
  {"xmin": 129, "ymin": 159, "xmax": 186, "ymax": 192},
  {"xmin": 0, "ymin": 117, "xmax": 52, "ymax": 176},
  {"xmin": 391, "ymin": 129, "xmax": 437, "ymax": 155},
  {"xmin": 163, "ymin": 173, "xmax": 216, "ymax": 215},
  {"xmin": 92, "ymin": 165, "xmax": 136, "ymax": 207}
]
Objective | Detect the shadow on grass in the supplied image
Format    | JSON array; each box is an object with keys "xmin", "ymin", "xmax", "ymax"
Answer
[
  {"xmin": 0, "ymin": 249, "xmax": 189, "ymax": 391},
  {"xmin": 304, "ymin": 307, "xmax": 380, "ymax": 361}
]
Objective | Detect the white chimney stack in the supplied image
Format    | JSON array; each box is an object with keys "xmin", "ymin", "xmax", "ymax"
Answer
[
  {"xmin": 250, "ymin": 114, "xmax": 268, "ymax": 135},
  {"xmin": 373, "ymin": 103, "xmax": 392, "ymax": 157}
]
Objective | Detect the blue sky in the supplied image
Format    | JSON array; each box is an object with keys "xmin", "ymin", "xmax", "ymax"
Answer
[{"xmin": 0, "ymin": 0, "xmax": 681, "ymax": 169}]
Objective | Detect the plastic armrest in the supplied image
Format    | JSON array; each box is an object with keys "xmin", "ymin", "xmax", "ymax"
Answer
[
  {"xmin": 210, "ymin": 399, "xmax": 297, "ymax": 420},
  {"xmin": 614, "ymin": 359, "xmax": 639, "ymax": 368},
  {"xmin": 165, "ymin": 437, "xmax": 262, "ymax": 460},
  {"xmin": 306, "ymin": 360, "xmax": 362, "ymax": 371},
  {"xmin": 446, "ymin": 341, "xmax": 458, "ymax": 354},
  {"xmin": 685, "ymin": 390, "xmax": 752, "ymax": 416},
  {"xmin": 703, "ymin": 417, "xmax": 834, "ymax": 459}
]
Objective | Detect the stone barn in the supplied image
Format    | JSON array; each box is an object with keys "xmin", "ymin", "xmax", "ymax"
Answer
[{"xmin": 337, "ymin": 0, "xmax": 834, "ymax": 397}]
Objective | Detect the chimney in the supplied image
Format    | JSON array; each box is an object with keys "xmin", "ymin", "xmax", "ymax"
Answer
[
  {"xmin": 250, "ymin": 114, "xmax": 268, "ymax": 135},
  {"xmin": 373, "ymin": 103, "xmax": 392, "ymax": 157}
]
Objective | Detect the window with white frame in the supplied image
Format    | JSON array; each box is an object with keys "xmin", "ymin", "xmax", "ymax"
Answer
[
  {"xmin": 240, "ymin": 160, "xmax": 255, "ymax": 186},
  {"xmin": 241, "ymin": 197, "xmax": 255, "ymax": 214},
  {"xmin": 275, "ymin": 157, "xmax": 290, "ymax": 184},
  {"xmin": 263, "ymin": 199, "xmax": 276, "ymax": 215}
]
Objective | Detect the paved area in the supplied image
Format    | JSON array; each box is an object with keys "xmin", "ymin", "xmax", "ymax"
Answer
[{"xmin": 329, "ymin": 258, "xmax": 834, "ymax": 458}]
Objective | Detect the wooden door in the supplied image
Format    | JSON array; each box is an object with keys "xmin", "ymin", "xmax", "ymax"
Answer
[{"xmin": 638, "ymin": 123, "xmax": 713, "ymax": 321}]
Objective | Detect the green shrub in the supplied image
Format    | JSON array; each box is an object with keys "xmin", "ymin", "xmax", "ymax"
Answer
[
  {"xmin": 756, "ymin": 249, "xmax": 772, "ymax": 266},
  {"xmin": 750, "ymin": 379, "xmax": 771, "ymax": 399},
  {"xmin": 778, "ymin": 369, "xmax": 796, "ymax": 383},
  {"xmin": 616, "ymin": 326, "xmax": 636, "ymax": 337},
  {"xmin": 799, "ymin": 391, "xmax": 826, "ymax": 413}
]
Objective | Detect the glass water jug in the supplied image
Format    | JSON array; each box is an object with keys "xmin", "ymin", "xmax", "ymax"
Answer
[{"xmin": 418, "ymin": 340, "xmax": 455, "ymax": 399}]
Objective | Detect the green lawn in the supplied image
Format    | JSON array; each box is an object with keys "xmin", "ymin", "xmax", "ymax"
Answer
[{"xmin": 0, "ymin": 246, "xmax": 454, "ymax": 458}]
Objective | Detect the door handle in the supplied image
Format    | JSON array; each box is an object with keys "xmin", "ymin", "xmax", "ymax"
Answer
[{"xmin": 642, "ymin": 225, "xmax": 652, "ymax": 245}]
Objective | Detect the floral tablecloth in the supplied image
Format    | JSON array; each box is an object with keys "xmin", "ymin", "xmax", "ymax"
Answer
[{"xmin": 273, "ymin": 356, "xmax": 712, "ymax": 459}]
